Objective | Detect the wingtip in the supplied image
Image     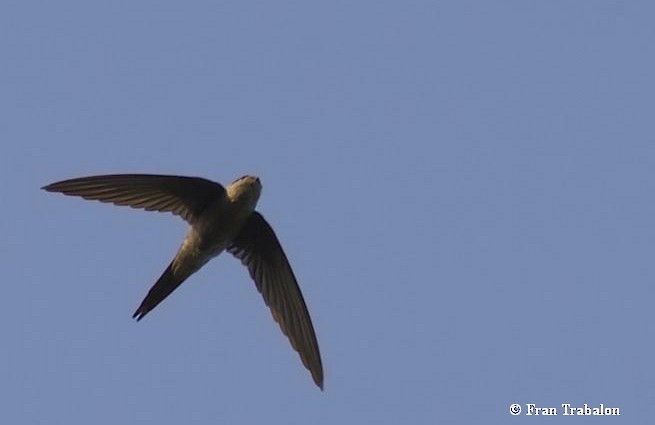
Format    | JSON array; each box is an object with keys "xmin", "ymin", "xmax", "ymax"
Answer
[
  {"xmin": 41, "ymin": 182, "xmax": 61, "ymax": 192},
  {"xmin": 314, "ymin": 374, "xmax": 324, "ymax": 391},
  {"xmin": 132, "ymin": 309, "xmax": 145, "ymax": 321}
]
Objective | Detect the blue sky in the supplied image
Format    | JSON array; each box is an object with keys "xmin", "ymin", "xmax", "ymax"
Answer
[{"xmin": 2, "ymin": 1, "xmax": 654, "ymax": 423}]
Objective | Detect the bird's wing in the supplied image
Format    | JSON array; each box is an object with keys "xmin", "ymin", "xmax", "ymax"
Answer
[
  {"xmin": 42, "ymin": 174, "xmax": 225, "ymax": 224},
  {"xmin": 228, "ymin": 212, "xmax": 324, "ymax": 389}
]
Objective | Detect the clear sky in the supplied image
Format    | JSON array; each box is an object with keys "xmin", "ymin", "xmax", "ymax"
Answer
[{"xmin": 2, "ymin": 1, "xmax": 654, "ymax": 423}]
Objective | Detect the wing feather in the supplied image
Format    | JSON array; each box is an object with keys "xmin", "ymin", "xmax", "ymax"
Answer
[
  {"xmin": 228, "ymin": 212, "xmax": 324, "ymax": 389},
  {"xmin": 42, "ymin": 174, "xmax": 226, "ymax": 224}
]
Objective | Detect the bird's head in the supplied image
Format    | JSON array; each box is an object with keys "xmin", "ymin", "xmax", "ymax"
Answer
[{"xmin": 228, "ymin": 175, "xmax": 262, "ymax": 210}]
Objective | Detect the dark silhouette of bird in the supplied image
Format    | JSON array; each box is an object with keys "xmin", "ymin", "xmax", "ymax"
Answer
[{"xmin": 43, "ymin": 174, "xmax": 323, "ymax": 389}]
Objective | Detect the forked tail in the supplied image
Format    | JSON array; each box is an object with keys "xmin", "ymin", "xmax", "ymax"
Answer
[{"xmin": 133, "ymin": 261, "xmax": 189, "ymax": 321}]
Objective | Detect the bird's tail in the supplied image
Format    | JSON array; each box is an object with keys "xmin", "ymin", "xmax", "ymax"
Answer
[{"xmin": 133, "ymin": 260, "xmax": 189, "ymax": 321}]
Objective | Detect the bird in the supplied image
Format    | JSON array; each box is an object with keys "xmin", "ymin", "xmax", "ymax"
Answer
[{"xmin": 42, "ymin": 174, "xmax": 323, "ymax": 389}]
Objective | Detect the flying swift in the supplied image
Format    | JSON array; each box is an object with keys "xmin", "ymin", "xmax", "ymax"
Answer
[{"xmin": 43, "ymin": 174, "xmax": 323, "ymax": 389}]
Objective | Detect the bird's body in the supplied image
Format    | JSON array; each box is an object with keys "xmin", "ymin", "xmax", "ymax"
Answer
[
  {"xmin": 132, "ymin": 176, "xmax": 261, "ymax": 321},
  {"xmin": 172, "ymin": 179, "xmax": 259, "ymax": 285},
  {"xmin": 43, "ymin": 174, "xmax": 323, "ymax": 389}
]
